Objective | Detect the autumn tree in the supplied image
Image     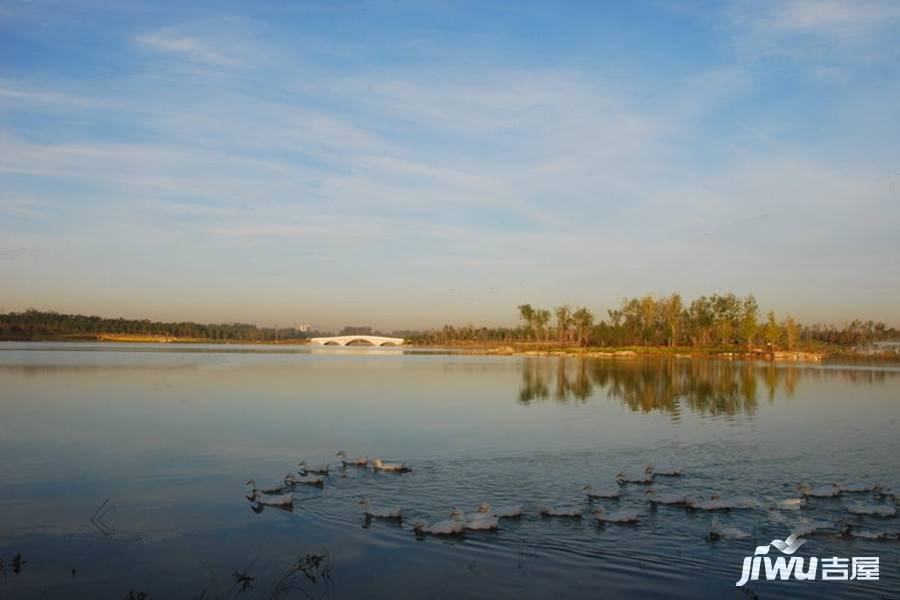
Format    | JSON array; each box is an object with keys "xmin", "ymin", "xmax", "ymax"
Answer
[
  {"xmin": 662, "ymin": 293, "xmax": 684, "ymax": 347},
  {"xmin": 764, "ymin": 311, "xmax": 782, "ymax": 349},
  {"xmin": 740, "ymin": 295, "xmax": 759, "ymax": 350},
  {"xmin": 555, "ymin": 305, "xmax": 573, "ymax": 344},
  {"xmin": 572, "ymin": 307, "xmax": 595, "ymax": 347},
  {"xmin": 783, "ymin": 316, "xmax": 798, "ymax": 350}
]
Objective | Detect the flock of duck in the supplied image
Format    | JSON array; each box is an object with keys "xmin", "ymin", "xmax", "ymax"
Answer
[{"xmin": 245, "ymin": 454, "xmax": 900, "ymax": 541}]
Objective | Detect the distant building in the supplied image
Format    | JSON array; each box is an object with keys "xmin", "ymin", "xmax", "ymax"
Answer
[{"xmin": 296, "ymin": 323, "xmax": 311, "ymax": 333}]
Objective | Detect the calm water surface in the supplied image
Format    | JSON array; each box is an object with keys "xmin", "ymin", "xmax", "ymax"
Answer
[{"xmin": 0, "ymin": 342, "xmax": 898, "ymax": 599}]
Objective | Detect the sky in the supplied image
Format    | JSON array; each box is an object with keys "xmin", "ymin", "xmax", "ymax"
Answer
[{"xmin": 1, "ymin": 0, "xmax": 899, "ymax": 330}]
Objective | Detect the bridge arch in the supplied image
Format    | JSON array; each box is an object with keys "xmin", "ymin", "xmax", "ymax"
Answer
[{"xmin": 309, "ymin": 335, "xmax": 405, "ymax": 347}]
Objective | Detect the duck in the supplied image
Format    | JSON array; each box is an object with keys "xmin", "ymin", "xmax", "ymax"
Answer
[
  {"xmin": 687, "ymin": 496, "xmax": 732, "ymax": 511},
  {"xmin": 850, "ymin": 530, "xmax": 893, "ymax": 540},
  {"xmin": 769, "ymin": 497, "xmax": 806, "ymax": 511},
  {"xmin": 591, "ymin": 507, "xmax": 640, "ymax": 524},
  {"xmin": 846, "ymin": 502, "xmax": 897, "ymax": 517},
  {"xmin": 707, "ymin": 518, "xmax": 750, "ymax": 540},
  {"xmin": 359, "ymin": 497, "xmax": 402, "ymax": 520},
  {"xmin": 336, "ymin": 450, "xmax": 368, "ymax": 467},
  {"xmin": 245, "ymin": 479, "xmax": 287, "ymax": 496},
  {"xmin": 797, "ymin": 483, "xmax": 841, "ymax": 498},
  {"xmin": 839, "ymin": 482, "xmax": 879, "ymax": 494},
  {"xmin": 644, "ymin": 489, "xmax": 691, "ymax": 506},
  {"xmin": 285, "ymin": 473, "xmax": 325, "ymax": 487},
  {"xmin": 583, "ymin": 485, "xmax": 620, "ymax": 500},
  {"xmin": 616, "ymin": 471, "xmax": 654, "ymax": 485},
  {"xmin": 688, "ymin": 494, "xmax": 755, "ymax": 511},
  {"xmin": 476, "ymin": 502, "xmax": 524, "ymax": 519},
  {"xmin": 247, "ymin": 489, "xmax": 293, "ymax": 508},
  {"xmin": 450, "ymin": 508, "xmax": 499, "ymax": 531},
  {"xmin": 791, "ymin": 518, "xmax": 833, "ymax": 536},
  {"xmin": 538, "ymin": 505, "xmax": 583, "ymax": 518},
  {"xmin": 839, "ymin": 523, "xmax": 895, "ymax": 540},
  {"xmin": 644, "ymin": 464, "xmax": 683, "ymax": 477},
  {"xmin": 724, "ymin": 496, "xmax": 759, "ymax": 509},
  {"xmin": 298, "ymin": 461, "xmax": 330, "ymax": 476},
  {"xmin": 767, "ymin": 509, "xmax": 789, "ymax": 524},
  {"xmin": 371, "ymin": 459, "xmax": 411, "ymax": 473},
  {"xmin": 873, "ymin": 487, "xmax": 896, "ymax": 502},
  {"xmin": 413, "ymin": 514, "xmax": 465, "ymax": 536}
]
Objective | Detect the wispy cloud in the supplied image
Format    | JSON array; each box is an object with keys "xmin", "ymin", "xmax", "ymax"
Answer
[
  {"xmin": 725, "ymin": 0, "xmax": 900, "ymax": 71},
  {"xmin": 135, "ymin": 30, "xmax": 243, "ymax": 67},
  {"xmin": 0, "ymin": 84, "xmax": 103, "ymax": 108},
  {"xmin": 1, "ymin": 3, "xmax": 898, "ymax": 326},
  {"xmin": 752, "ymin": 0, "xmax": 900, "ymax": 36}
]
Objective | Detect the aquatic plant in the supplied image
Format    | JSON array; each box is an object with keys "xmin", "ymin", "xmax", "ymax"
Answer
[{"xmin": 270, "ymin": 552, "xmax": 332, "ymax": 599}]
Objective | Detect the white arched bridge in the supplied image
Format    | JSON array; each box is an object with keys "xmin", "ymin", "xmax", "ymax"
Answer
[{"xmin": 309, "ymin": 335, "xmax": 405, "ymax": 347}]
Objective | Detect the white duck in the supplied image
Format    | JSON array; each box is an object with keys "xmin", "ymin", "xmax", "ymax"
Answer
[
  {"xmin": 644, "ymin": 464, "xmax": 683, "ymax": 477},
  {"xmin": 707, "ymin": 518, "xmax": 750, "ymax": 540},
  {"xmin": 539, "ymin": 505, "xmax": 583, "ymax": 518},
  {"xmin": 413, "ymin": 514, "xmax": 465, "ymax": 536},
  {"xmin": 583, "ymin": 485, "xmax": 621, "ymax": 500},
  {"xmin": 840, "ymin": 523, "xmax": 894, "ymax": 540},
  {"xmin": 723, "ymin": 496, "xmax": 758, "ymax": 509},
  {"xmin": 767, "ymin": 509, "xmax": 789, "ymax": 524},
  {"xmin": 476, "ymin": 502, "xmax": 524, "ymax": 519},
  {"xmin": 645, "ymin": 489, "xmax": 692, "ymax": 506},
  {"xmin": 591, "ymin": 507, "xmax": 640, "ymax": 524},
  {"xmin": 336, "ymin": 450, "xmax": 368, "ymax": 467},
  {"xmin": 285, "ymin": 472, "xmax": 325, "ymax": 487},
  {"xmin": 791, "ymin": 518, "xmax": 833, "ymax": 536},
  {"xmin": 769, "ymin": 497, "xmax": 806, "ymax": 511},
  {"xmin": 247, "ymin": 489, "xmax": 293, "ymax": 508},
  {"xmin": 371, "ymin": 459, "xmax": 411, "ymax": 473},
  {"xmin": 873, "ymin": 487, "xmax": 896, "ymax": 501},
  {"xmin": 846, "ymin": 502, "xmax": 897, "ymax": 517},
  {"xmin": 298, "ymin": 461, "xmax": 330, "ymax": 475},
  {"xmin": 688, "ymin": 494, "xmax": 755, "ymax": 511},
  {"xmin": 797, "ymin": 483, "xmax": 841, "ymax": 498},
  {"xmin": 616, "ymin": 471, "xmax": 653, "ymax": 485},
  {"xmin": 246, "ymin": 479, "xmax": 287, "ymax": 496},
  {"xmin": 839, "ymin": 482, "xmax": 878, "ymax": 494},
  {"xmin": 359, "ymin": 497, "xmax": 402, "ymax": 520},
  {"xmin": 450, "ymin": 508, "xmax": 499, "ymax": 531}
]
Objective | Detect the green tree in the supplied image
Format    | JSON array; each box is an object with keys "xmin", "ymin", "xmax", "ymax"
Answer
[
  {"xmin": 764, "ymin": 311, "xmax": 782, "ymax": 349},
  {"xmin": 517, "ymin": 304, "xmax": 536, "ymax": 340},
  {"xmin": 740, "ymin": 295, "xmax": 759, "ymax": 350}
]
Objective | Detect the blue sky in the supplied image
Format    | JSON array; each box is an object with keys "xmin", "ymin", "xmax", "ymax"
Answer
[{"xmin": 2, "ymin": 0, "xmax": 899, "ymax": 329}]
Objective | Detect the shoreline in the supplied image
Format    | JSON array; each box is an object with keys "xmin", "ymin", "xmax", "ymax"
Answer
[
  {"xmin": 4, "ymin": 335, "xmax": 900, "ymax": 364},
  {"xmin": 425, "ymin": 344, "xmax": 829, "ymax": 363}
]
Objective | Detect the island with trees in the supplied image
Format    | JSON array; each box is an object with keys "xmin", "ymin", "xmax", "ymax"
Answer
[{"xmin": 1, "ymin": 292, "xmax": 897, "ymax": 362}]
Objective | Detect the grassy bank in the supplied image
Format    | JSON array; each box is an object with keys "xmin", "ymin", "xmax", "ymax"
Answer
[{"xmin": 416, "ymin": 341, "xmax": 900, "ymax": 364}]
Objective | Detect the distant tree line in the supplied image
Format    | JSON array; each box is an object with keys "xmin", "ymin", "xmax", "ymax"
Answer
[
  {"xmin": 3, "ymin": 299, "xmax": 896, "ymax": 350},
  {"xmin": 410, "ymin": 293, "xmax": 898, "ymax": 350},
  {"xmin": 0, "ymin": 310, "xmax": 332, "ymax": 342}
]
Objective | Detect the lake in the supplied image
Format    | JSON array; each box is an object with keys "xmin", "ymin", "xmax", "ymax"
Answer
[{"xmin": 0, "ymin": 342, "xmax": 898, "ymax": 599}]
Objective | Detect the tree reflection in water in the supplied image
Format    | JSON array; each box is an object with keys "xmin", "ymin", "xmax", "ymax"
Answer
[{"xmin": 517, "ymin": 358, "xmax": 894, "ymax": 416}]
